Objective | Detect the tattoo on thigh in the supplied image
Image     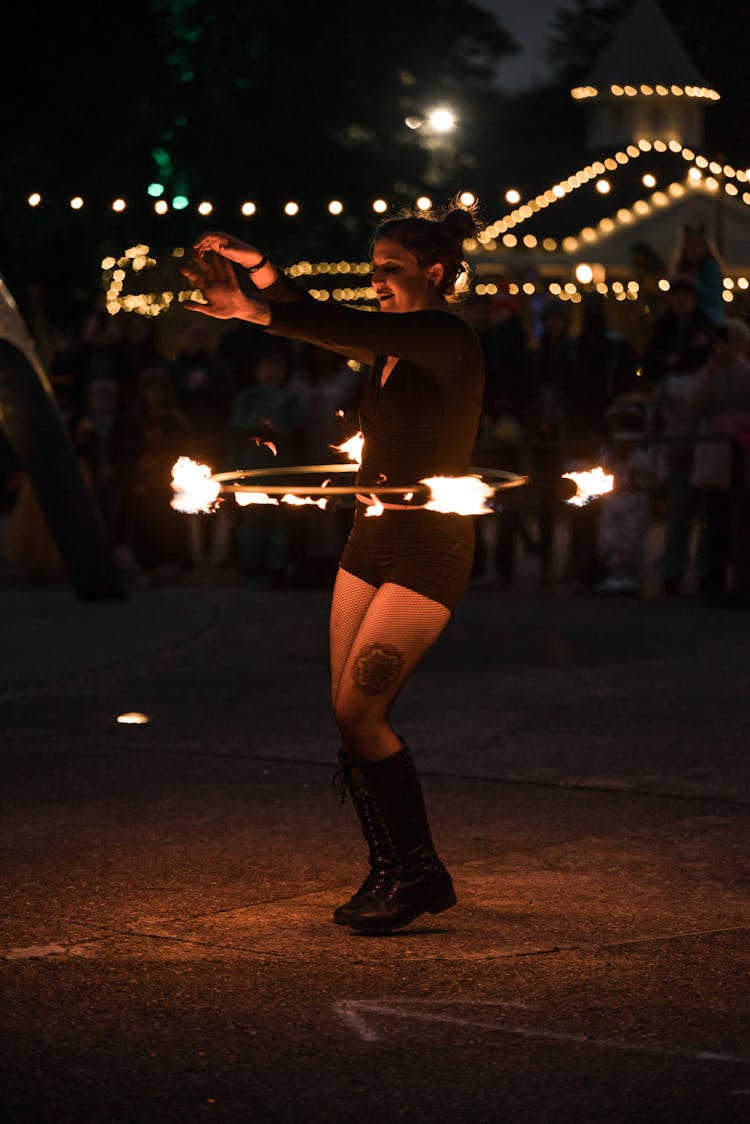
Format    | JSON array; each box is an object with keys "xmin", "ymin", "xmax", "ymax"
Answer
[{"xmin": 351, "ymin": 642, "xmax": 403, "ymax": 695}]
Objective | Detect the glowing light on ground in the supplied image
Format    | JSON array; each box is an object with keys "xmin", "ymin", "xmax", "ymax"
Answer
[{"xmin": 116, "ymin": 713, "xmax": 150, "ymax": 725}]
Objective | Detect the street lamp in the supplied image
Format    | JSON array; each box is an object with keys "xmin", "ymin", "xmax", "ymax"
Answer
[{"xmin": 427, "ymin": 107, "xmax": 456, "ymax": 133}]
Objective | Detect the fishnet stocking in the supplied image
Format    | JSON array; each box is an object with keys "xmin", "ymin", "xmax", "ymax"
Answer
[{"xmin": 329, "ymin": 568, "xmax": 451, "ymax": 760}]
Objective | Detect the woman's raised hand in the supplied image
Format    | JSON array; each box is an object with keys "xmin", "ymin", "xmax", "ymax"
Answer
[
  {"xmin": 193, "ymin": 232, "xmax": 263, "ymax": 269},
  {"xmin": 182, "ymin": 252, "xmax": 271, "ymax": 325}
]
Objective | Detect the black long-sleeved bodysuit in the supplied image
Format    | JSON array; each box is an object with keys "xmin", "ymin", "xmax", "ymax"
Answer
[{"xmin": 264, "ymin": 274, "xmax": 484, "ymax": 609}]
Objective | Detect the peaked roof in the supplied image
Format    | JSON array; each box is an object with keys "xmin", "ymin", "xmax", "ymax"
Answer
[{"xmin": 588, "ymin": 0, "xmax": 707, "ymax": 89}]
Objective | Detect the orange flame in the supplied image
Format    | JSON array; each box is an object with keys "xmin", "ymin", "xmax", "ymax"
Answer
[
  {"xmin": 330, "ymin": 431, "xmax": 364, "ymax": 466},
  {"xmin": 252, "ymin": 437, "xmax": 278, "ymax": 457},
  {"xmin": 171, "ymin": 457, "xmax": 221, "ymax": 513},
  {"xmin": 364, "ymin": 496, "xmax": 385, "ymax": 518},
  {"xmin": 234, "ymin": 491, "xmax": 277, "ymax": 507},
  {"xmin": 562, "ymin": 467, "xmax": 614, "ymax": 507},
  {"xmin": 282, "ymin": 493, "xmax": 328, "ymax": 510},
  {"xmin": 422, "ymin": 475, "xmax": 494, "ymax": 515}
]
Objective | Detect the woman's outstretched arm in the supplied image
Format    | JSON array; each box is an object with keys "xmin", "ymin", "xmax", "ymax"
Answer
[
  {"xmin": 183, "ymin": 250, "xmax": 482, "ymax": 380},
  {"xmin": 193, "ymin": 231, "xmax": 312, "ymax": 305}
]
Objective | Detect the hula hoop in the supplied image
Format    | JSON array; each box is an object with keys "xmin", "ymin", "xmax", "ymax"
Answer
[{"xmin": 212, "ymin": 463, "xmax": 528, "ymax": 497}]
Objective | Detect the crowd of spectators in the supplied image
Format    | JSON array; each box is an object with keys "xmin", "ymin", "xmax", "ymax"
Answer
[
  {"xmin": 1, "ymin": 308, "xmax": 361, "ymax": 590},
  {"xmin": 2, "ymin": 223, "xmax": 750, "ymax": 604}
]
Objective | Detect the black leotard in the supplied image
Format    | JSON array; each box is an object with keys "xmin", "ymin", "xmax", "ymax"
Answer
[{"xmin": 263, "ymin": 274, "xmax": 484, "ymax": 490}]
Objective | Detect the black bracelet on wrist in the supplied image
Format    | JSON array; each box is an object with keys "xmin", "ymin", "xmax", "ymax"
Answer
[{"xmin": 247, "ymin": 253, "xmax": 269, "ymax": 275}]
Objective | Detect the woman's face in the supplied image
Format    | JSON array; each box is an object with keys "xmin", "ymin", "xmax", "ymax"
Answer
[{"xmin": 371, "ymin": 238, "xmax": 441, "ymax": 313}]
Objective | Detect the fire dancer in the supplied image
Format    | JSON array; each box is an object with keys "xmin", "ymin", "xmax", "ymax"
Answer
[{"xmin": 182, "ymin": 204, "xmax": 483, "ymax": 932}]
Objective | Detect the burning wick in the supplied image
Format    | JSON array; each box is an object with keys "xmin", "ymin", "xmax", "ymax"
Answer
[
  {"xmin": 422, "ymin": 475, "xmax": 495, "ymax": 515},
  {"xmin": 116, "ymin": 712, "xmax": 150, "ymax": 725},
  {"xmin": 171, "ymin": 457, "xmax": 221, "ymax": 513},
  {"xmin": 562, "ymin": 467, "xmax": 614, "ymax": 507}
]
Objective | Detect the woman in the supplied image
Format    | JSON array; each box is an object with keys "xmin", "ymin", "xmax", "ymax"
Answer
[{"xmin": 183, "ymin": 205, "xmax": 483, "ymax": 932}]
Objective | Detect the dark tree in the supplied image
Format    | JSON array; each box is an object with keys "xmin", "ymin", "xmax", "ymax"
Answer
[{"xmin": 0, "ymin": 0, "xmax": 517, "ymax": 298}]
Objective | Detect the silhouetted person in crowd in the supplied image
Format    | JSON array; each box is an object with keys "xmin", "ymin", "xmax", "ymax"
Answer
[
  {"xmin": 689, "ymin": 319, "xmax": 750, "ymax": 605},
  {"xmin": 528, "ymin": 298, "xmax": 573, "ymax": 584},
  {"xmin": 642, "ymin": 276, "xmax": 715, "ymax": 382},
  {"xmin": 73, "ymin": 376, "xmax": 131, "ymax": 543},
  {"xmin": 472, "ymin": 291, "xmax": 530, "ymax": 585},
  {"xmin": 171, "ymin": 319, "xmax": 235, "ymax": 467},
  {"xmin": 229, "ymin": 341, "xmax": 304, "ymax": 583},
  {"xmin": 123, "ymin": 364, "xmax": 191, "ymax": 580},
  {"xmin": 669, "ymin": 222, "xmax": 725, "ymax": 328},
  {"xmin": 115, "ymin": 314, "xmax": 163, "ymax": 401},
  {"xmin": 596, "ymin": 394, "xmax": 653, "ymax": 596},
  {"xmin": 50, "ymin": 307, "xmax": 123, "ymax": 414},
  {"xmin": 646, "ymin": 278, "xmax": 717, "ymax": 595},
  {"xmin": 561, "ymin": 292, "xmax": 639, "ymax": 587}
]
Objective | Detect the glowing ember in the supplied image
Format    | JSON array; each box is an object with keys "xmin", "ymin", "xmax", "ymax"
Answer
[
  {"xmin": 562, "ymin": 467, "xmax": 614, "ymax": 507},
  {"xmin": 116, "ymin": 712, "xmax": 150, "ymax": 725},
  {"xmin": 171, "ymin": 457, "xmax": 221, "ymax": 513},
  {"xmin": 422, "ymin": 475, "xmax": 495, "ymax": 515},
  {"xmin": 330, "ymin": 431, "xmax": 364, "ymax": 466},
  {"xmin": 234, "ymin": 491, "xmax": 277, "ymax": 507},
  {"xmin": 252, "ymin": 437, "xmax": 278, "ymax": 457}
]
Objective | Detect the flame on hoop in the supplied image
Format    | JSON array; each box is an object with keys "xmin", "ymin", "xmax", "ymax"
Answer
[
  {"xmin": 562, "ymin": 467, "xmax": 614, "ymax": 507},
  {"xmin": 330, "ymin": 431, "xmax": 364, "ymax": 466},
  {"xmin": 171, "ymin": 457, "xmax": 221, "ymax": 513},
  {"xmin": 364, "ymin": 496, "xmax": 385, "ymax": 518},
  {"xmin": 282, "ymin": 493, "xmax": 328, "ymax": 510},
  {"xmin": 234, "ymin": 491, "xmax": 328, "ymax": 510},
  {"xmin": 423, "ymin": 475, "xmax": 495, "ymax": 515},
  {"xmin": 234, "ymin": 491, "xmax": 277, "ymax": 507},
  {"xmin": 251, "ymin": 437, "xmax": 278, "ymax": 457}
]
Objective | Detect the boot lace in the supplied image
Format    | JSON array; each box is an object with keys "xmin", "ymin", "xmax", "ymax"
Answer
[{"xmin": 331, "ymin": 764, "xmax": 348, "ymax": 804}]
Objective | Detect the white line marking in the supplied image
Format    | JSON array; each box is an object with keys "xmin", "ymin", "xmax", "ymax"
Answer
[
  {"xmin": 335, "ymin": 999, "xmax": 750, "ymax": 1066},
  {"xmin": 2, "ymin": 943, "xmax": 68, "ymax": 961}
]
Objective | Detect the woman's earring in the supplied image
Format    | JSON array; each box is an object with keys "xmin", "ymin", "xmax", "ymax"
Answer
[{"xmin": 427, "ymin": 279, "xmax": 435, "ymax": 287}]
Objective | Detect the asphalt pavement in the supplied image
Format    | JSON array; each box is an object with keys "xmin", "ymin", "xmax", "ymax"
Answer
[{"xmin": 1, "ymin": 575, "xmax": 749, "ymax": 1123}]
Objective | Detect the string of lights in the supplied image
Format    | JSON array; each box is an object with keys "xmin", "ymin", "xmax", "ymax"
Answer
[
  {"xmin": 468, "ymin": 140, "xmax": 749, "ymax": 253},
  {"xmin": 96, "ymin": 140, "xmax": 750, "ymax": 316},
  {"xmin": 570, "ymin": 83, "xmax": 720, "ymax": 101},
  {"xmin": 16, "ymin": 145, "xmax": 749, "ymax": 229}
]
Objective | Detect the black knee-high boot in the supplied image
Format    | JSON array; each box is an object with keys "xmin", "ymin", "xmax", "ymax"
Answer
[{"xmin": 332, "ymin": 742, "xmax": 456, "ymax": 932}]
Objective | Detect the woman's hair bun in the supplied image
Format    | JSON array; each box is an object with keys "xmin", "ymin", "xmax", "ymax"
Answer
[{"xmin": 440, "ymin": 206, "xmax": 478, "ymax": 242}]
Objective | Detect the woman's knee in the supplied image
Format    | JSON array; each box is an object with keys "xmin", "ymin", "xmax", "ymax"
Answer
[{"xmin": 333, "ymin": 695, "xmax": 383, "ymax": 745}]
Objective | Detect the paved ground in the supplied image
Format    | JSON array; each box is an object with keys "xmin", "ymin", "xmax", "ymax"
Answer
[{"xmin": 1, "ymin": 576, "xmax": 749, "ymax": 1123}]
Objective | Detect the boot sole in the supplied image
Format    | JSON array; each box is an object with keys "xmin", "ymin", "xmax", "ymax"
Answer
[{"xmin": 336, "ymin": 889, "xmax": 457, "ymax": 934}]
